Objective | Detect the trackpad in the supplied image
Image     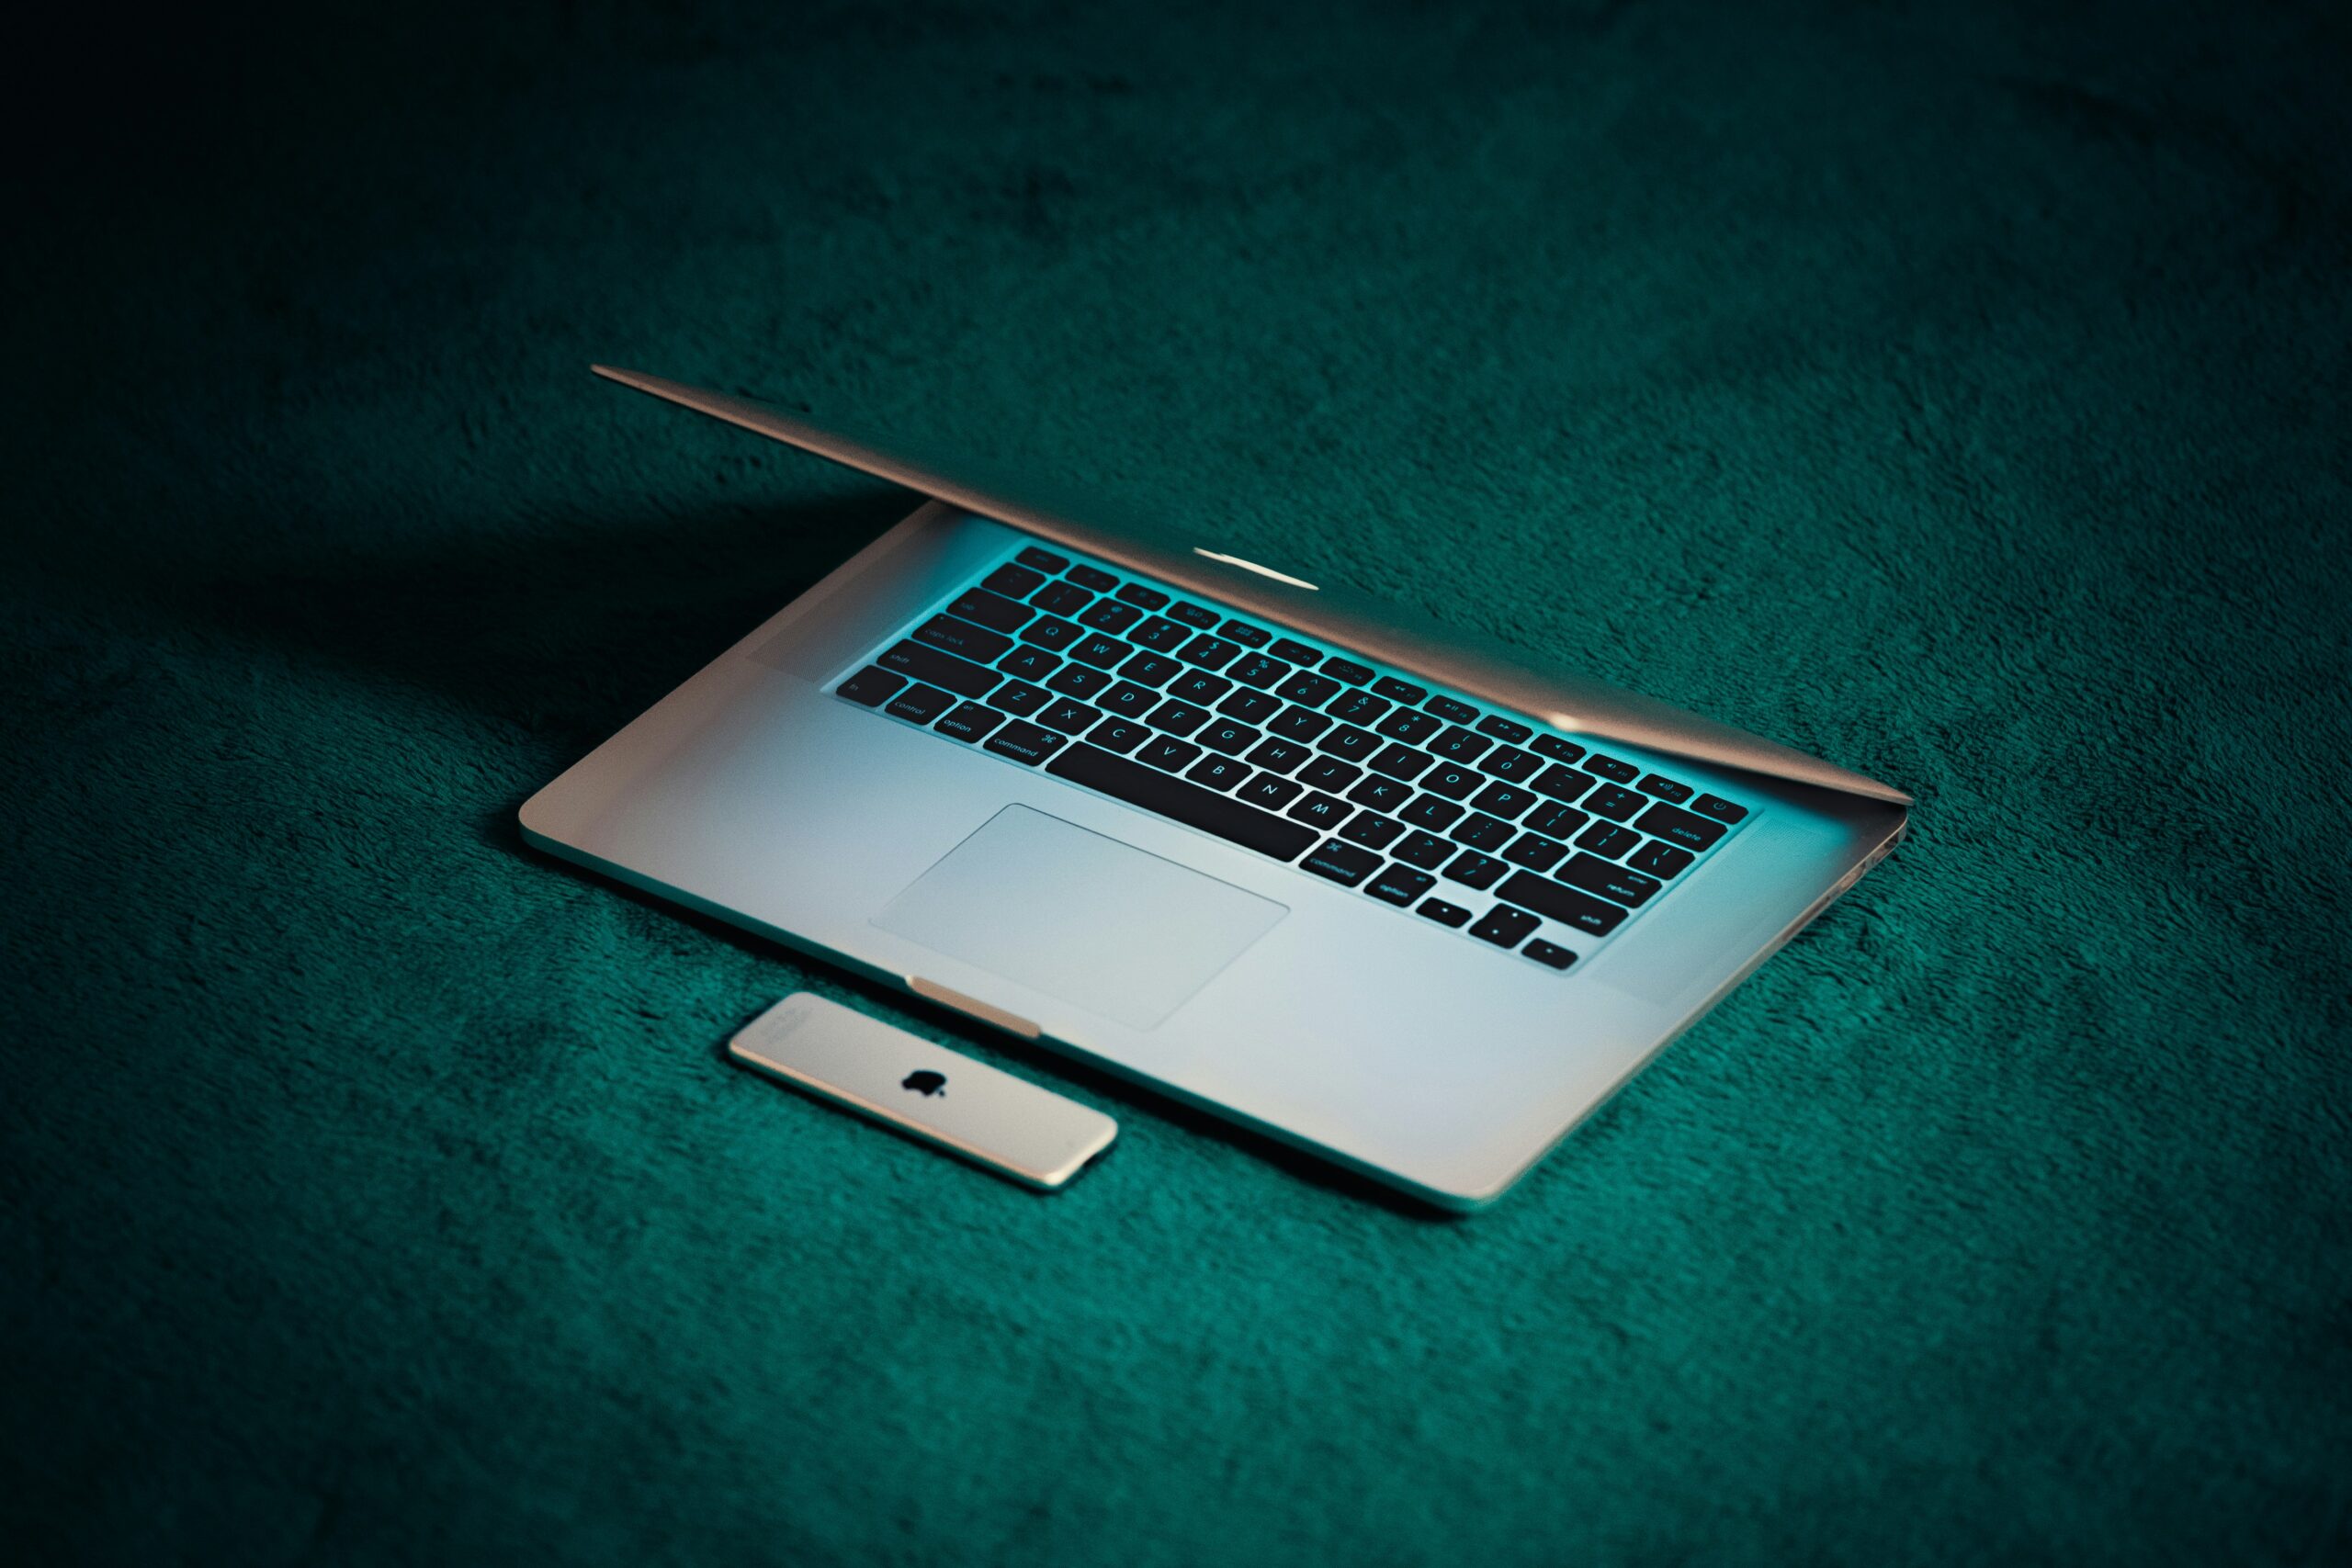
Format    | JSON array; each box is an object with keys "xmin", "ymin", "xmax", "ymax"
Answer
[{"xmin": 874, "ymin": 806, "xmax": 1286, "ymax": 1031}]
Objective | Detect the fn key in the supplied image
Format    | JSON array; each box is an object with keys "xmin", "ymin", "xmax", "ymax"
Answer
[{"xmin": 837, "ymin": 666, "xmax": 907, "ymax": 706}]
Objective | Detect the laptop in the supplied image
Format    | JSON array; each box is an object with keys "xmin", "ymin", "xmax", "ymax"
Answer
[{"xmin": 521, "ymin": 366, "xmax": 1910, "ymax": 1210}]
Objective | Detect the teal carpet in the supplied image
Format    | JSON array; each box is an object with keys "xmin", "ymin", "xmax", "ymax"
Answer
[{"xmin": 6, "ymin": 2, "xmax": 2349, "ymax": 1561}]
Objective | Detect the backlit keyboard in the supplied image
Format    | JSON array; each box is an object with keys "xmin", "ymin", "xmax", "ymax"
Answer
[{"xmin": 831, "ymin": 542, "xmax": 1751, "ymax": 972}]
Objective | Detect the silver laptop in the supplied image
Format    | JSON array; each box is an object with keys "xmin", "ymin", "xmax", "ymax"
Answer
[{"xmin": 522, "ymin": 366, "xmax": 1910, "ymax": 1210}]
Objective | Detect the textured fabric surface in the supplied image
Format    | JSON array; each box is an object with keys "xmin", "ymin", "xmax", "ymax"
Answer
[{"xmin": 6, "ymin": 2, "xmax": 2349, "ymax": 1562}]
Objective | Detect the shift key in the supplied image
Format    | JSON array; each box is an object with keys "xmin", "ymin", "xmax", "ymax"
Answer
[
  {"xmin": 1494, "ymin": 872, "xmax": 1626, "ymax": 936},
  {"xmin": 877, "ymin": 639, "xmax": 1003, "ymax": 698}
]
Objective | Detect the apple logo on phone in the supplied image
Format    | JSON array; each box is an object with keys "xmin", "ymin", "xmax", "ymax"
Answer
[{"xmin": 901, "ymin": 1069, "xmax": 946, "ymax": 1097}]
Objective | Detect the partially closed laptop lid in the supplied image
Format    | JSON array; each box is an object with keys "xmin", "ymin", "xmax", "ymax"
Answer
[{"xmin": 592, "ymin": 364, "xmax": 1910, "ymax": 808}]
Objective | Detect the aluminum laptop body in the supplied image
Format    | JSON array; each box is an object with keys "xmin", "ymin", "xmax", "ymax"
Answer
[{"xmin": 520, "ymin": 367, "xmax": 1910, "ymax": 1210}]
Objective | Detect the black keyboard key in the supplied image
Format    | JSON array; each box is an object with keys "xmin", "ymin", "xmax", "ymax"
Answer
[
  {"xmin": 1287, "ymin": 792, "xmax": 1353, "ymax": 830},
  {"xmin": 1366, "ymin": 864, "xmax": 1435, "ymax": 906},
  {"xmin": 1066, "ymin": 564, "xmax": 1117, "ymax": 592},
  {"xmin": 1321, "ymin": 656, "xmax": 1374, "ymax": 685},
  {"xmin": 1374, "ymin": 708, "xmax": 1442, "ymax": 745},
  {"xmin": 1470, "ymin": 906, "xmax": 1540, "ymax": 949},
  {"xmin": 1692, "ymin": 794, "xmax": 1748, "ymax": 824},
  {"xmin": 1037, "ymin": 698, "xmax": 1103, "ymax": 735},
  {"xmin": 913, "ymin": 613, "xmax": 1014, "ymax": 665},
  {"xmin": 1430, "ymin": 726, "xmax": 1491, "ymax": 763},
  {"xmin": 1169, "ymin": 671, "xmax": 1232, "ymax": 705},
  {"xmin": 1145, "ymin": 700, "xmax": 1212, "ymax": 738},
  {"xmin": 1327, "ymin": 688, "xmax": 1390, "ymax": 726},
  {"xmin": 1558, "ymin": 852, "xmax": 1661, "ymax": 908},
  {"xmin": 1088, "ymin": 717, "xmax": 1152, "ymax": 753},
  {"xmin": 948, "ymin": 588, "xmax": 1035, "ymax": 634},
  {"xmin": 885, "ymin": 683, "xmax": 957, "ymax": 723},
  {"xmin": 1339, "ymin": 810, "xmax": 1405, "ymax": 851},
  {"xmin": 1178, "ymin": 635, "xmax": 1242, "ymax": 671},
  {"xmin": 1638, "ymin": 773, "xmax": 1692, "ymax": 804},
  {"xmin": 1216, "ymin": 688, "xmax": 1282, "ymax": 724},
  {"xmin": 1400, "ymin": 795, "xmax": 1464, "ymax": 830},
  {"xmin": 1120, "ymin": 651, "xmax": 1183, "ymax": 686},
  {"xmin": 1586, "ymin": 754, "xmax": 1639, "ymax": 784},
  {"xmin": 1425, "ymin": 695, "xmax": 1477, "ymax": 724},
  {"xmin": 1168, "ymin": 602, "xmax": 1221, "ymax": 628},
  {"xmin": 1532, "ymin": 764, "xmax": 1595, "ymax": 803},
  {"xmin": 1422, "ymin": 763, "xmax": 1482, "ymax": 800},
  {"xmin": 933, "ymin": 702, "xmax": 1005, "ymax": 743},
  {"xmin": 1245, "ymin": 737, "xmax": 1311, "ymax": 773},
  {"xmin": 1502, "ymin": 833, "xmax": 1567, "ymax": 873},
  {"xmin": 1442, "ymin": 852, "xmax": 1508, "ymax": 890},
  {"xmin": 1219, "ymin": 619, "xmax": 1271, "ymax": 647},
  {"xmin": 1317, "ymin": 725, "xmax": 1381, "ymax": 762},
  {"xmin": 1099, "ymin": 681, "xmax": 1159, "ymax": 718},
  {"xmin": 1019, "ymin": 616, "xmax": 1083, "ymax": 652},
  {"xmin": 1532, "ymin": 734, "xmax": 1586, "ymax": 762},
  {"xmin": 1523, "ymin": 802, "xmax": 1590, "ymax": 840},
  {"xmin": 1276, "ymin": 671, "xmax": 1342, "ymax": 706},
  {"xmin": 1495, "ymin": 872, "xmax": 1626, "ymax": 936},
  {"xmin": 1070, "ymin": 633, "xmax": 1131, "ymax": 669},
  {"xmin": 1131, "ymin": 615, "xmax": 1193, "ymax": 651},
  {"xmin": 1030, "ymin": 580, "xmax": 1093, "ymax": 617},
  {"xmin": 1270, "ymin": 637, "xmax": 1323, "ymax": 664},
  {"xmin": 1297, "ymin": 757, "xmax": 1361, "ymax": 792},
  {"xmin": 1137, "ymin": 736, "xmax": 1201, "ymax": 772},
  {"xmin": 1079, "ymin": 599, "xmax": 1143, "ymax": 635},
  {"xmin": 1228, "ymin": 653, "xmax": 1292, "ymax": 689},
  {"xmin": 1238, "ymin": 773, "xmax": 1304, "ymax": 811},
  {"xmin": 982, "ymin": 563, "xmax": 1046, "ymax": 600},
  {"xmin": 1418, "ymin": 898, "xmax": 1473, "ymax": 928},
  {"xmin": 1586, "ymin": 784, "xmax": 1646, "ymax": 822},
  {"xmin": 1482, "ymin": 747, "xmax": 1541, "ymax": 784},
  {"xmin": 985, "ymin": 720, "xmax": 1068, "ymax": 765},
  {"xmin": 1302, "ymin": 840, "xmax": 1381, "ymax": 886},
  {"xmin": 1046, "ymin": 663, "xmax": 1114, "ymax": 700},
  {"xmin": 1198, "ymin": 720, "xmax": 1261, "ymax": 755},
  {"xmin": 1186, "ymin": 754, "xmax": 1250, "ymax": 791},
  {"xmin": 1372, "ymin": 677, "xmax": 1427, "ymax": 705},
  {"xmin": 1016, "ymin": 545, "xmax": 1069, "ymax": 573},
  {"xmin": 955, "ymin": 615, "xmax": 1039, "ymax": 658},
  {"xmin": 1628, "ymin": 841, "xmax": 1695, "ymax": 879},
  {"xmin": 1470, "ymin": 783, "xmax": 1537, "ymax": 819},
  {"xmin": 1451, "ymin": 814, "xmax": 1514, "ymax": 852},
  {"xmin": 1522, "ymin": 939, "xmax": 1577, "ymax": 970},
  {"xmin": 1635, "ymin": 802, "xmax": 1729, "ymax": 852},
  {"xmin": 989, "ymin": 680, "xmax": 1052, "ymax": 716},
  {"xmin": 880, "ymin": 640, "xmax": 1002, "ymax": 698},
  {"xmin": 837, "ymin": 666, "xmax": 906, "ymax": 706},
  {"xmin": 998, "ymin": 645, "xmax": 1061, "ymax": 682},
  {"xmin": 1476, "ymin": 715, "xmax": 1533, "ymax": 745},
  {"xmin": 1048, "ymin": 744, "xmax": 1316, "ymax": 861},
  {"xmin": 1270, "ymin": 705, "xmax": 1334, "ymax": 741},
  {"xmin": 1392, "ymin": 831, "xmax": 1455, "ymax": 869},
  {"xmin": 1346, "ymin": 775, "xmax": 1413, "ymax": 814},
  {"xmin": 1116, "ymin": 582, "xmax": 1170, "ymax": 611},
  {"xmin": 1577, "ymin": 821, "xmax": 1639, "ymax": 858},
  {"xmin": 1369, "ymin": 744, "xmax": 1435, "ymax": 782}
]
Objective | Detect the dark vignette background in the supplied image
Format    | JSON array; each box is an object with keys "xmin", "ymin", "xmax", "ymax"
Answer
[{"xmin": 4, "ymin": 2, "xmax": 2348, "ymax": 1562}]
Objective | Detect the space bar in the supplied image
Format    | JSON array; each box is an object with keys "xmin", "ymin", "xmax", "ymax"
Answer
[{"xmin": 1047, "ymin": 745, "xmax": 1317, "ymax": 861}]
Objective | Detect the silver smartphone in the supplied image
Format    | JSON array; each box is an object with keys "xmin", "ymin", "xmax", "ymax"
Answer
[{"xmin": 729, "ymin": 992, "xmax": 1118, "ymax": 1190}]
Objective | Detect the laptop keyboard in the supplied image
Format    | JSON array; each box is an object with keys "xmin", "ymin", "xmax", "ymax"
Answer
[{"xmin": 831, "ymin": 542, "xmax": 1752, "ymax": 973}]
